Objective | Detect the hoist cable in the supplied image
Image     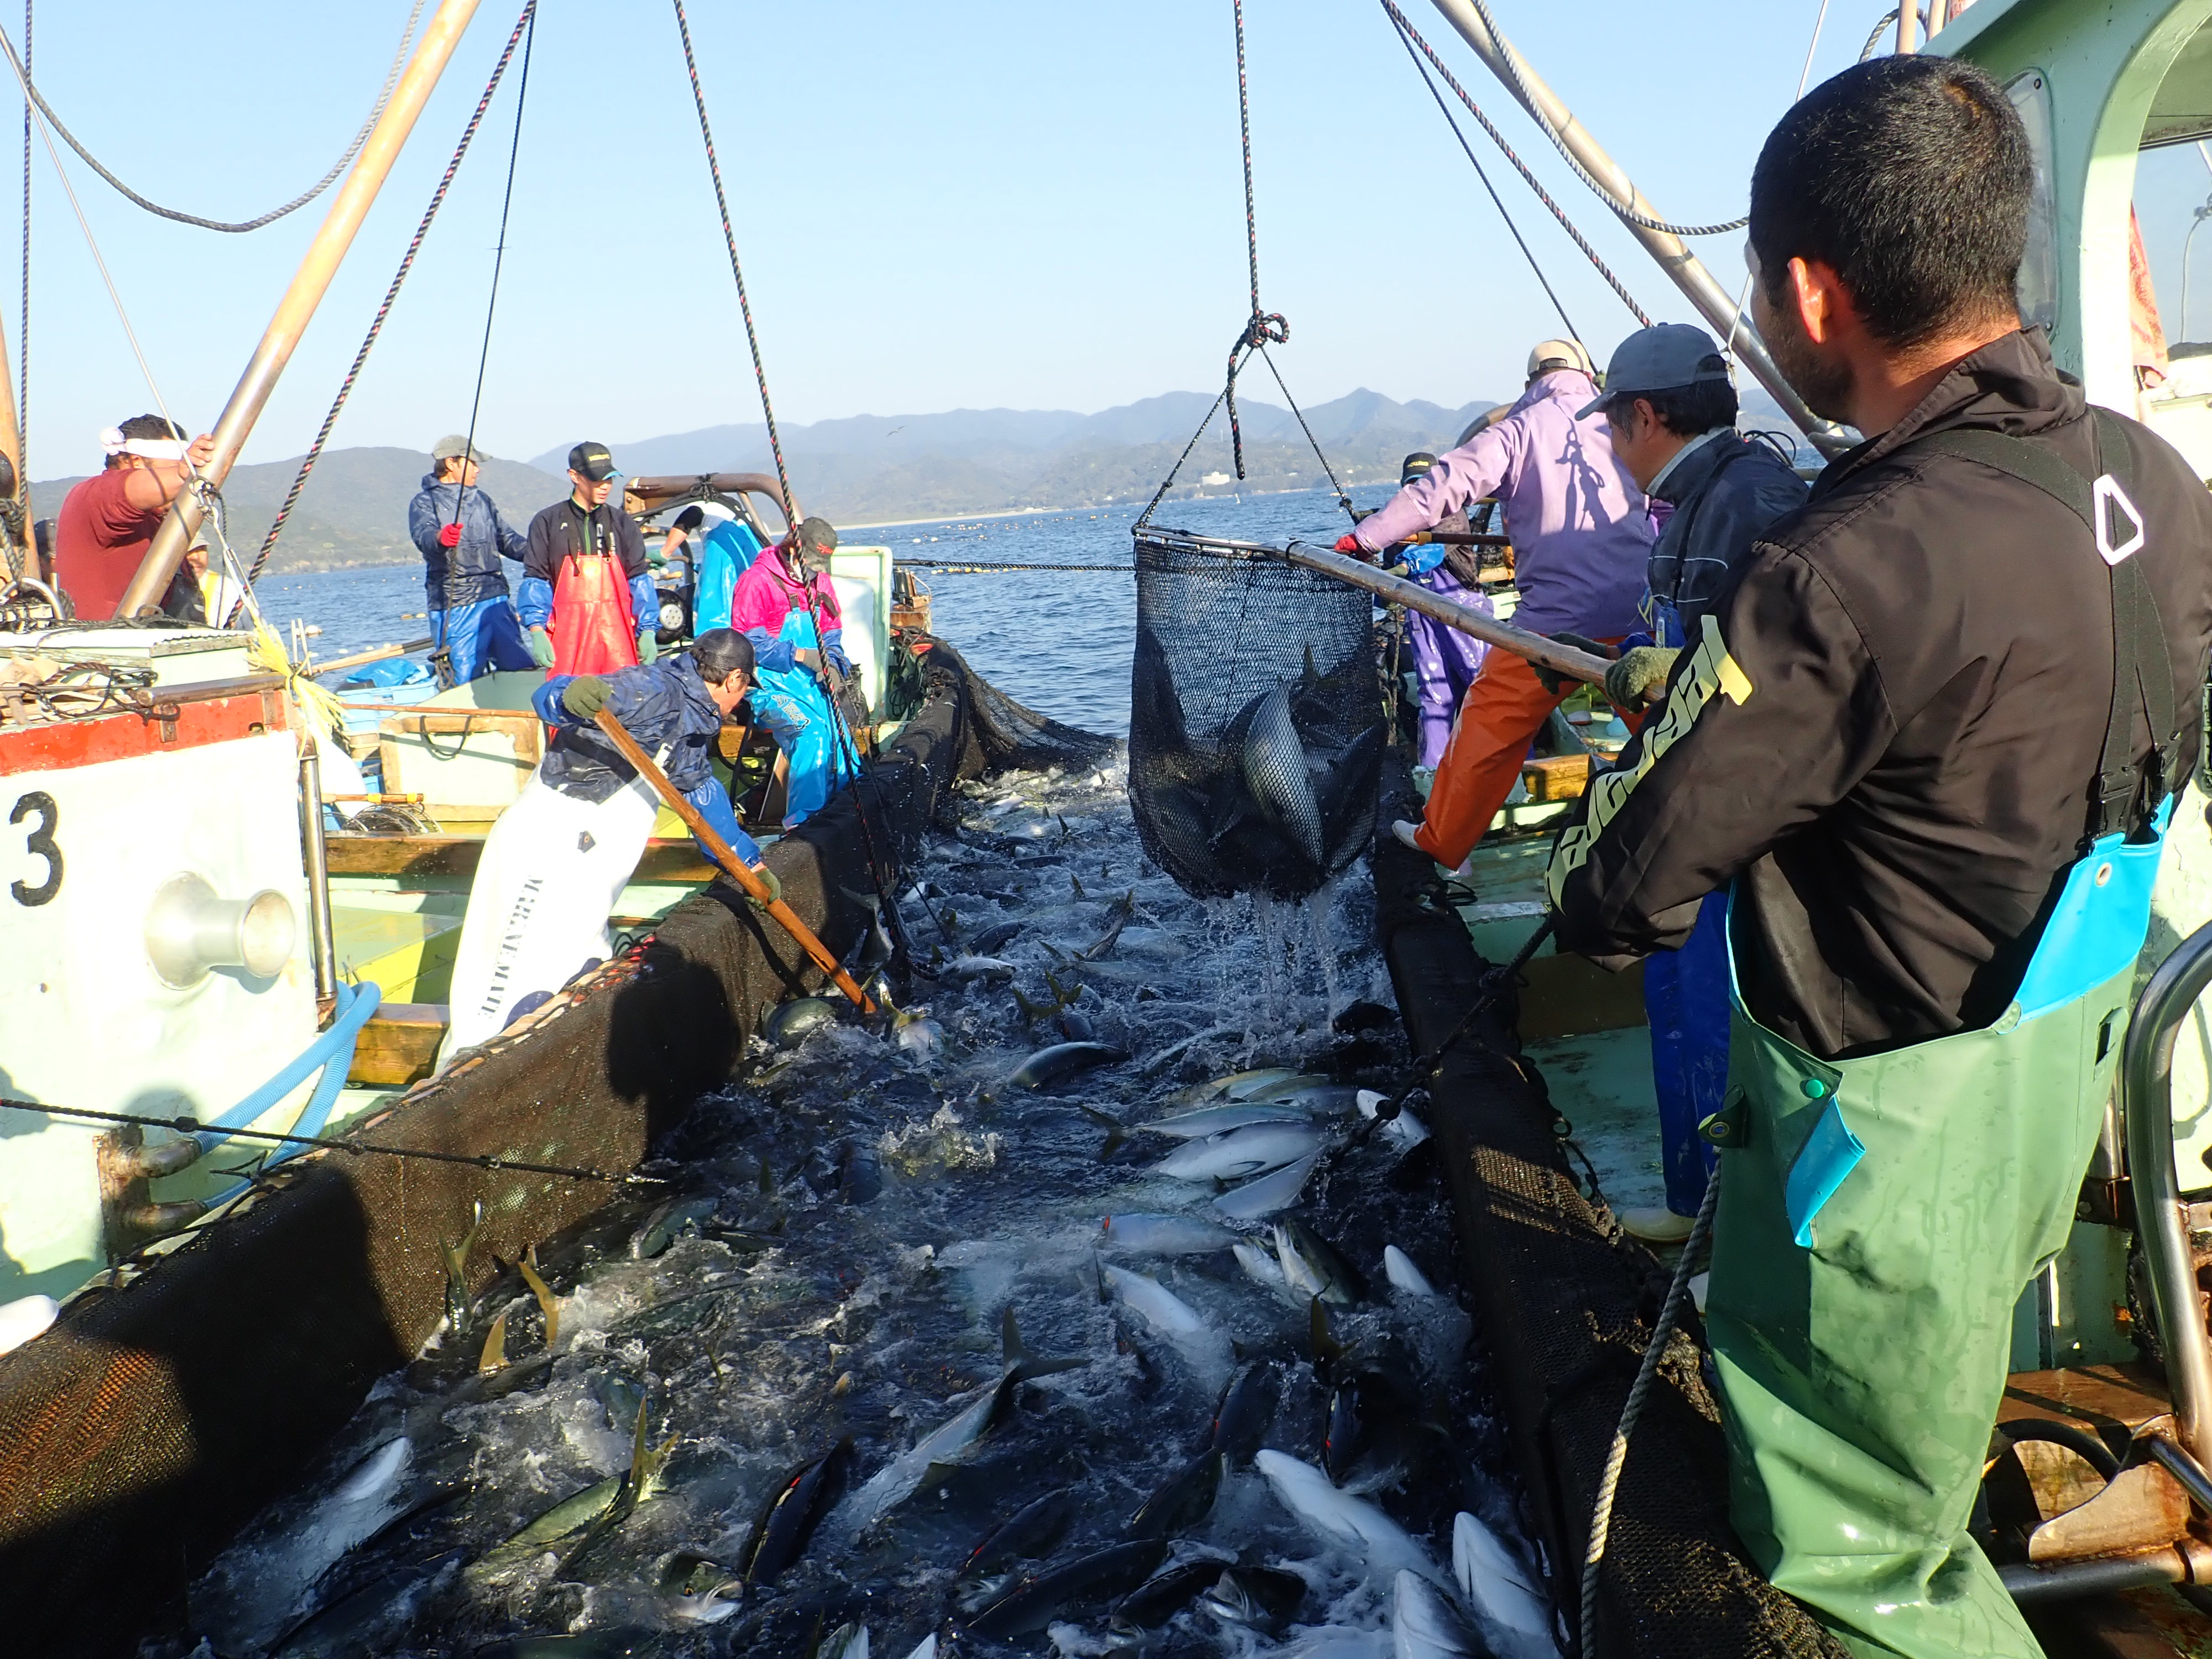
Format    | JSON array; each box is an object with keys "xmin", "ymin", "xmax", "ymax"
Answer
[
  {"xmin": 1382, "ymin": 1, "xmax": 1592, "ymax": 338},
  {"xmin": 1255, "ymin": 346, "xmax": 1353, "ymax": 514},
  {"xmin": 448, "ymin": 3, "xmax": 538, "ymax": 542},
  {"xmin": 1222, "ymin": 0, "xmax": 1289, "ymax": 485},
  {"xmin": 239, "ymin": 0, "xmax": 541, "ymax": 603},
  {"xmin": 1461, "ymin": 0, "xmax": 1749, "ymax": 238},
  {"xmin": 0, "ymin": 1, "xmax": 423, "ymax": 236},
  {"xmin": 9, "ymin": 0, "xmax": 26, "ymax": 585},
  {"xmin": 671, "ymin": 0, "xmax": 797, "ymax": 531},
  {"xmin": 1382, "ymin": 1, "xmax": 1650, "ymax": 328}
]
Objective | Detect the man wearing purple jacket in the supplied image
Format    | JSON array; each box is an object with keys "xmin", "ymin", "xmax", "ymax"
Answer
[{"xmin": 1338, "ymin": 339, "xmax": 1653, "ymax": 874}]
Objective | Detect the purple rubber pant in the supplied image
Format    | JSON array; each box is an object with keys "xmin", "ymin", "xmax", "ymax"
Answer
[{"xmin": 1407, "ymin": 568, "xmax": 1491, "ymax": 767}]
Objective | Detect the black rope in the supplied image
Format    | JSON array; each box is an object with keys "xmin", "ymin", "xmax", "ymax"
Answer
[
  {"xmin": 1, "ymin": 1099, "xmax": 667, "ymax": 1188},
  {"xmin": 0, "ymin": 2, "xmax": 422, "ymax": 235},
  {"xmin": 672, "ymin": 0, "xmax": 796, "ymax": 530},
  {"xmin": 1134, "ymin": 386, "xmax": 1231, "ymax": 531},
  {"xmin": 1382, "ymin": 1, "xmax": 1649, "ymax": 329},
  {"xmin": 1462, "ymin": 0, "xmax": 1747, "ymax": 238},
  {"xmin": 1255, "ymin": 345, "xmax": 1353, "ymax": 516},
  {"xmin": 448, "ymin": 3, "xmax": 538, "ymax": 547},
  {"xmin": 239, "ymin": 0, "xmax": 540, "ymax": 602}
]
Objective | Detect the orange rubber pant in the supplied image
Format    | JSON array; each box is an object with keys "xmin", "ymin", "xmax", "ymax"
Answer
[{"xmin": 1413, "ymin": 635, "xmax": 1627, "ymax": 870}]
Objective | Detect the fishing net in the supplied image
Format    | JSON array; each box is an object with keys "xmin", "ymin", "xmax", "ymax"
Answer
[{"xmin": 1129, "ymin": 528, "xmax": 1381, "ymax": 900}]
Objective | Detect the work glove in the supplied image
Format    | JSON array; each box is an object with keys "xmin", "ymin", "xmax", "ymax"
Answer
[
  {"xmin": 746, "ymin": 862, "xmax": 782, "ymax": 912},
  {"xmin": 1333, "ymin": 533, "xmax": 1365, "ymax": 556},
  {"xmin": 527, "ymin": 627, "xmax": 555, "ymax": 669},
  {"xmin": 1531, "ymin": 632, "xmax": 1615, "ymax": 696},
  {"xmin": 561, "ymin": 675, "xmax": 611, "ymax": 718},
  {"xmin": 1604, "ymin": 644, "xmax": 1678, "ymax": 710},
  {"xmin": 636, "ymin": 631, "xmax": 659, "ymax": 666},
  {"xmin": 437, "ymin": 521, "xmax": 462, "ymax": 550}
]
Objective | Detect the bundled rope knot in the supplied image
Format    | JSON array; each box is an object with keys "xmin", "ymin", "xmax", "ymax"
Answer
[{"xmin": 1224, "ymin": 311, "xmax": 1288, "ymax": 482}]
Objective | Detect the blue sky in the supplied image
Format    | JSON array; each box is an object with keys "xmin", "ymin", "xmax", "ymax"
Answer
[{"xmin": 12, "ymin": 2, "xmax": 2212, "ymax": 479}]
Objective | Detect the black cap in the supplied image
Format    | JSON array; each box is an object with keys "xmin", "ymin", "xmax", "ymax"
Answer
[
  {"xmin": 793, "ymin": 515, "xmax": 838, "ymax": 556},
  {"xmin": 1401, "ymin": 451, "xmax": 1439, "ymax": 486},
  {"xmin": 567, "ymin": 441, "xmax": 620, "ymax": 482}
]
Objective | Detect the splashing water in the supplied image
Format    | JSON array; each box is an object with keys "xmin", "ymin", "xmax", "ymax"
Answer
[{"xmin": 171, "ymin": 758, "xmax": 1552, "ymax": 1659}]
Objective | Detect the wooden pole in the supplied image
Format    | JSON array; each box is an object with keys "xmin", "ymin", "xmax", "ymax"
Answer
[
  {"xmin": 1273, "ymin": 542, "xmax": 1615, "ymax": 687},
  {"xmin": 589, "ymin": 706, "xmax": 875, "ymax": 1012}
]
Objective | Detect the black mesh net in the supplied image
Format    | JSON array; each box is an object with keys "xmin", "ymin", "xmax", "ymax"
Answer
[{"xmin": 1129, "ymin": 528, "xmax": 1382, "ymax": 900}]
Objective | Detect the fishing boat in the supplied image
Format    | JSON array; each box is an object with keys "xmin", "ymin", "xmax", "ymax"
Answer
[{"xmin": 4, "ymin": 0, "xmax": 2212, "ymax": 1653}]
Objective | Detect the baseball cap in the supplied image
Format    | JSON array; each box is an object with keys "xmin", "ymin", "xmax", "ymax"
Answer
[
  {"xmin": 431, "ymin": 434, "xmax": 483, "ymax": 464},
  {"xmin": 793, "ymin": 515, "xmax": 839, "ymax": 556},
  {"xmin": 1578, "ymin": 324, "xmax": 1731, "ymax": 419},
  {"xmin": 1401, "ymin": 451, "xmax": 1439, "ymax": 487},
  {"xmin": 567, "ymin": 441, "xmax": 622, "ymax": 482},
  {"xmin": 1526, "ymin": 338, "xmax": 1594, "ymax": 379}
]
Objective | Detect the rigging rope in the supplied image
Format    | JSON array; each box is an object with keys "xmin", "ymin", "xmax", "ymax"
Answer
[
  {"xmin": 0, "ymin": 1, "xmax": 423, "ymax": 235},
  {"xmin": 239, "ymin": 0, "xmax": 541, "ymax": 602},
  {"xmin": 1383, "ymin": 1, "xmax": 1650, "ymax": 328},
  {"xmin": 671, "ymin": 0, "xmax": 797, "ymax": 530},
  {"xmin": 448, "ymin": 3, "xmax": 538, "ymax": 543},
  {"xmin": 1462, "ymin": 0, "xmax": 1749, "ymax": 238},
  {"xmin": 1222, "ymin": 0, "xmax": 1290, "ymax": 484},
  {"xmin": 8, "ymin": 0, "xmax": 25, "ymax": 586}
]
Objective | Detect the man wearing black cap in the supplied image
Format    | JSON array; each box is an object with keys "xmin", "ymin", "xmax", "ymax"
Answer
[{"xmin": 518, "ymin": 441, "xmax": 658, "ymax": 679}]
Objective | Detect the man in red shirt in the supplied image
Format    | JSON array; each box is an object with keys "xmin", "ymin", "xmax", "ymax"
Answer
[{"xmin": 54, "ymin": 415, "xmax": 217, "ymax": 620}]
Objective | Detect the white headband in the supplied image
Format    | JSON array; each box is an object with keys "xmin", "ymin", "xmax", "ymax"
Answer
[{"xmin": 100, "ymin": 425, "xmax": 187, "ymax": 462}]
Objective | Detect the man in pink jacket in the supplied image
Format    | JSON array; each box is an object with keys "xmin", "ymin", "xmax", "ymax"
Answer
[{"xmin": 1340, "ymin": 340, "xmax": 1652, "ymax": 873}]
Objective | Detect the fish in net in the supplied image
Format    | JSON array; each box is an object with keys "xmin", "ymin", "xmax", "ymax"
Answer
[{"xmin": 1128, "ymin": 529, "xmax": 1383, "ymax": 900}]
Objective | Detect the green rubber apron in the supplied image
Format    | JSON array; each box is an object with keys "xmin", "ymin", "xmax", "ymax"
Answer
[{"xmin": 1701, "ymin": 414, "xmax": 2184, "ymax": 1659}]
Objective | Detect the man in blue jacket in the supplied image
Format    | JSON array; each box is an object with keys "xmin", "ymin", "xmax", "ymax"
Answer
[
  {"xmin": 407, "ymin": 435, "xmax": 535, "ymax": 682},
  {"xmin": 438, "ymin": 629, "xmax": 780, "ymax": 1064},
  {"xmin": 1575, "ymin": 323, "xmax": 1809, "ymax": 1244}
]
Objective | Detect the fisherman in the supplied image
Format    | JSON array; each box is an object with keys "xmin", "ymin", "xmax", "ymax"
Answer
[
  {"xmin": 53, "ymin": 415, "xmax": 216, "ymax": 621},
  {"xmin": 168, "ymin": 536, "xmax": 247, "ymax": 628},
  {"xmin": 1386, "ymin": 451, "xmax": 1493, "ymax": 774},
  {"xmin": 1337, "ymin": 341, "xmax": 1652, "ymax": 875},
  {"xmin": 519, "ymin": 441, "xmax": 659, "ymax": 678},
  {"xmin": 438, "ymin": 627, "xmax": 779, "ymax": 1065},
  {"xmin": 1576, "ymin": 322, "xmax": 1809, "ymax": 1245},
  {"xmin": 407, "ymin": 435, "xmax": 535, "ymax": 682},
  {"xmin": 729, "ymin": 513, "xmax": 855, "ymax": 828},
  {"xmin": 1547, "ymin": 58, "xmax": 2212, "ymax": 1658}
]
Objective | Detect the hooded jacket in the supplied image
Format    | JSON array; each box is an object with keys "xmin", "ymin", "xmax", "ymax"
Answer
[
  {"xmin": 1642, "ymin": 429, "xmax": 1809, "ymax": 634},
  {"xmin": 406, "ymin": 474, "xmax": 530, "ymax": 609},
  {"xmin": 1350, "ymin": 369, "xmax": 1652, "ymax": 637},
  {"xmin": 1547, "ymin": 330, "xmax": 2212, "ymax": 1060}
]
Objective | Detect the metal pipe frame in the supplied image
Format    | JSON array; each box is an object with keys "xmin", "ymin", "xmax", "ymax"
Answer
[
  {"xmin": 2000, "ymin": 1548, "xmax": 2193, "ymax": 1604},
  {"xmin": 1422, "ymin": 0, "xmax": 1852, "ymax": 456},
  {"xmin": 2122, "ymin": 920, "xmax": 2212, "ymax": 1462},
  {"xmin": 298, "ymin": 735, "xmax": 338, "ymax": 1003},
  {"xmin": 118, "ymin": 0, "xmax": 484, "ymax": 619}
]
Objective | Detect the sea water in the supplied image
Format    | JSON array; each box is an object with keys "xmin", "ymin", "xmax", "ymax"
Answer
[
  {"xmin": 259, "ymin": 486, "xmax": 1398, "ymax": 738},
  {"xmin": 169, "ymin": 751, "xmax": 1555, "ymax": 1658}
]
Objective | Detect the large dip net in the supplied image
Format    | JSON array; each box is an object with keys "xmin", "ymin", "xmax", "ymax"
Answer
[{"xmin": 1129, "ymin": 528, "xmax": 1381, "ymax": 901}]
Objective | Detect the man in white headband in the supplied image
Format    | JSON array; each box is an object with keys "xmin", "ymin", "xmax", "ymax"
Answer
[{"xmin": 53, "ymin": 413, "xmax": 216, "ymax": 620}]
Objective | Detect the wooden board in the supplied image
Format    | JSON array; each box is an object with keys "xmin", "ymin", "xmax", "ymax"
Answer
[
  {"xmin": 2000, "ymin": 1365, "xmax": 2173, "ymax": 1434},
  {"xmin": 347, "ymin": 1003, "xmax": 450, "ymax": 1088},
  {"xmin": 327, "ymin": 834, "xmax": 717, "ymax": 884}
]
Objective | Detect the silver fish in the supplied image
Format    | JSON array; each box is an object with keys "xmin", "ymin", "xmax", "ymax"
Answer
[
  {"xmin": 1154, "ymin": 1121, "xmax": 1324, "ymax": 1183},
  {"xmin": 1006, "ymin": 1041, "xmax": 1128, "ymax": 1091},
  {"xmin": 1274, "ymin": 1219, "xmax": 1363, "ymax": 1306},
  {"xmin": 1452, "ymin": 1510, "xmax": 1551, "ymax": 1639},
  {"xmin": 1243, "ymin": 684, "xmax": 1324, "ymax": 867},
  {"xmin": 1168, "ymin": 1066, "xmax": 1302, "ymax": 1105},
  {"xmin": 764, "ymin": 997, "xmax": 839, "ymax": 1050},
  {"xmin": 1099, "ymin": 1263, "xmax": 1211, "ymax": 1338},
  {"xmin": 1392, "ymin": 1569, "xmax": 1484, "ymax": 1658},
  {"xmin": 1099, "ymin": 1213, "xmax": 1239, "ymax": 1255},
  {"xmin": 1144, "ymin": 1100, "xmax": 1315, "ymax": 1140},
  {"xmin": 1213, "ymin": 1151, "xmax": 1321, "ymax": 1220},
  {"xmin": 1255, "ymin": 1452, "xmax": 1448, "ymax": 1588},
  {"xmin": 1233, "ymin": 1240, "xmax": 1287, "ymax": 1291},
  {"xmin": 1383, "ymin": 1246, "xmax": 1439, "ymax": 1299}
]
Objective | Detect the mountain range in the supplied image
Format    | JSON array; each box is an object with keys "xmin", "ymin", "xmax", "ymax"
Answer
[{"xmin": 27, "ymin": 383, "xmax": 1810, "ymax": 575}]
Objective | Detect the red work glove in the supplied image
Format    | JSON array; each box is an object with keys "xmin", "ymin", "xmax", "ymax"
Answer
[
  {"xmin": 1333, "ymin": 533, "xmax": 1364, "ymax": 556},
  {"xmin": 438, "ymin": 522, "xmax": 462, "ymax": 549}
]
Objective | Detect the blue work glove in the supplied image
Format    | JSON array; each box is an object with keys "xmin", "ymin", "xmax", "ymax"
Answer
[
  {"xmin": 561, "ymin": 675, "xmax": 611, "ymax": 718},
  {"xmin": 527, "ymin": 627, "xmax": 555, "ymax": 669},
  {"xmin": 636, "ymin": 631, "xmax": 658, "ymax": 666}
]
